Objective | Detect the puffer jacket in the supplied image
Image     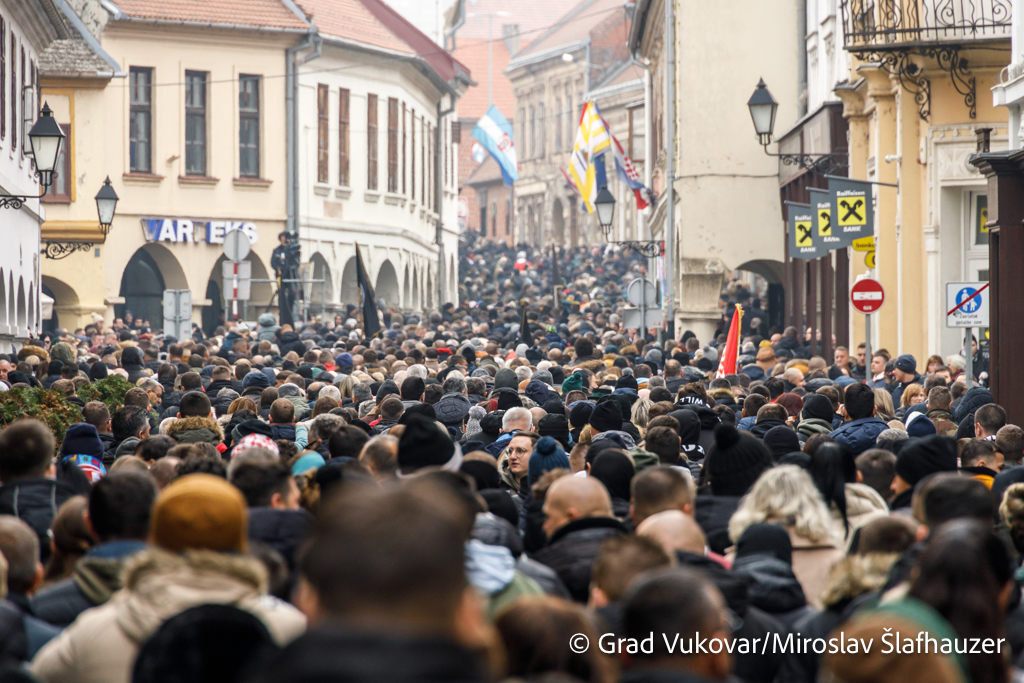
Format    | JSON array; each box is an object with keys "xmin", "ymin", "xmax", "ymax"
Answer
[
  {"xmin": 530, "ymin": 517, "xmax": 628, "ymax": 603},
  {"xmin": 30, "ymin": 549, "xmax": 306, "ymax": 683},
  {"xmin": 796, "ymin": 417, "xmax": 834, "ymax": 444},
  {"xmin": 0, "ymin": 478, "xmax": 79, "ymax": 565},
  {"xmin": 731, "ymin": 553, "xmax": 814, "ymax": 629},
  {"xmin": 256, "ymin": 313, "xmax": 280, "ymax": 343},
  {"xmin": 832, "ymin": 483, "xmax": 889, "ymax": 544},
  {"xmin": 829, "ymin": 417, "xmax": 889, "ymax": 457},
  {"xmin": 165, "ymin": 416, "xmax": 224, "ymax": 445},
  {"xmin": 952, "ymin": 385, "xmax": 995, "ymax": 423},
  {"xmin": 277, "ymin": 331, "xmax": 306, "ymax": 358}
]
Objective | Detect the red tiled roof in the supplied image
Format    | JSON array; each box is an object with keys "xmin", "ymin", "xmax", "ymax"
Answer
[
  {"xmin": 512, "ymin": 0, "xmax": 628, "ymax": 62},
  {"xmin": 453, "ymin": 39, "xmax": 514, "ymax": 120},
  {"xmin": 303, "ymin": 0, "xmax": 413, "ymax": 53},
  {"xmin": 110, "ymin": 0, "xmax": 308, "ymax": 29}
]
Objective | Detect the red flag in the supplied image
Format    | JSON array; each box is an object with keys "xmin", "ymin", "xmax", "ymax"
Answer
[{"xmin": 715, "ymin": 305, "xmax": 744, "ymax": 379}]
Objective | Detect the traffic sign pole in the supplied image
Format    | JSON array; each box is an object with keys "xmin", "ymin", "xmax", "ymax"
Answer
[
  {"xmin": 851, "ymin": 278, "xmax": 884, "ymax": 374},
  {"xmin": 965, "ymin": 328, "xmax": 973, "ymax": 390},
  {"xmin": 865, "ymin": 313, "xmax": 871, "ymax": 376}
]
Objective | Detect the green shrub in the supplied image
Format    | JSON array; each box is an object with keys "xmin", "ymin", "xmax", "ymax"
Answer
[
  {"xmin": 0, "ymin": 387, "xmax": 82, "ymax": 443},
  {"xmin": 79, "ymin": 375, "xmax": 134, "ymax": 414}
]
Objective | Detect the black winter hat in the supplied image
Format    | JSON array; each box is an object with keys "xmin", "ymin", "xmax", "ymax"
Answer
[
  {"xmin": 460, "ymin": 460, "xmax": 502, "ymax": 491},
  {"xmin": 590, "ymin": 451, "xmax": 635, "ymax": 501},
  {"xmin": 615, "ymin": 375, "xmax": 638, "ymax": 392},
  {"xmin": 538, "ymin": 413, "xmax": 571, "ymax": 448},
  {"xmin": 706, "ymin": 424, "xmax": 774, "ymax": 497},
  {"xmin": 801, "ymin": 394, "xmax": 835, "ymax": 423},
  {"xmin": 375, "ymin": 380, "xmax": 399, "ymax": 404},
  {"xmin": 399, "ymin": 403, "xmax": 437, "ymax": 423},
  {"xmin": 762, "ymin": 425, "xmax": 802, "ymax": 461},
  {"xmin": 569, "ymin": 402, "xmax": 595, "ymax": 430},
  {"xmin": 895, "ymin": 435, "xmax": 957, "ymax": 487},
  {"xmin": 397, "ymin": 414, "xmax": 457, "ymax": 474},
  {"xmin": 495, "ymin": 388, "xmax": 522, "ymax": 410},
  {"xmin": 589, "ymin": 399, "xmax": 623, "ymax": 433},
  {"xmin": 735, "ymin": 523, "xmax": 793, "ymax": 565}
]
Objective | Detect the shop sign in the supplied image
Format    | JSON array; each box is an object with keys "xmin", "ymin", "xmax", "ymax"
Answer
[{"xmin": 142, "ymin": 218, "xmax": 259, "ymax": 245}]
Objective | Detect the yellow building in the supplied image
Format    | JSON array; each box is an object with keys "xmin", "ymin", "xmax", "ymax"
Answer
[
  {"xmin": 40, "ymin": 0, "xmax": 310, "ymax": 333},
  {"xmin": 835, "ymin": 0, "xmax": 1010, "ymax": 361}
]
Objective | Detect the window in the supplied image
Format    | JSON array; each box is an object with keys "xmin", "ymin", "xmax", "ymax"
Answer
[
  {"xmin": 410, "ymin": 110, "xmax": 416, "ymax": 200},
  {"xmin": 628, "ymin": 105, "xmax": 645, "ymax": 162},
  {"xmin": 11, "ymin": 38, "xmax": 18, "ymax": 153},
  {"xmin": 387, "ymin": 97, "xmax": 398, "ymax": 192},
  {"xmin": 367, "ymin": 93, "xmax": 378, "ymax": 190},
  {"xmin": 184, "ymin": 71, "xmax": 207, "ymax": 176},
  {"xmin": 317, "ymin": 84, "xmax": 329, "ymax": 183},
  {"xmin": 1, "ymin": 19, "xmax": 5, "ymax": 142},
  {"xmin": 528, "ymin": 105, "xmax": 535, "ymax": 158},
  {"xmin": 338, "ymin": 88, "xmax": 350, "ymax": 186},
  {"xmin": 401, "ymin": 102, "xmax": 406, "ymax": 194},
  {"xmin": 554, "ymin": 97, "xmax": 562, "ymax": 152},
  {"xmin": 538, "ymin": 101, "xmax": 545, "ymax": 158},
  {"xmin": 128, "ymin": 66, "xmax": 152, "ymax": 173},
  {"xmin": 43, "ymin": 123, "xmax": 70, "ymax": 202},
  {"xmin": 239, "ymin": 74, "xmax": 261, "ymax": 177}
]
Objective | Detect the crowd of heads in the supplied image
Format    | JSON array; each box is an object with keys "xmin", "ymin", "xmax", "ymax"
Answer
[{"xmin": 0, "ymin": 240, "xmax": 1014, "ymax": 682}]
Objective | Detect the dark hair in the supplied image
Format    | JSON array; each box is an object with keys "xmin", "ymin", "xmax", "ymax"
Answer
[
  {"xmin": 630, "ymin": 466, "xmax": 693, "ymax": 524},
  {"xmin": 328, "ymin": 425, "xmax": 370, "ymax": 460},
  {"xmin": 574, "ymin": 337, "xmax": 594, "ymax": 360},
  {"xmin": 112, "ymin": 405, "xmax": 150, "ymax": 442},
  {"xmin": 857, "ymin": 515, "xmax": 918, "ymax": 555},
  {"xmin": 909, "ymin": 521, "xmax": 1011, "ymax": 683},
  {"xmin": 178, "ymin": 391, "xmax": 212, "ymax": 418},
  {"xmin": 81, "ymin": 401, "xmax": 110, "ymax": 429},
  {"xmin": 229, "ymin": 461, "xmax": 294, "ymax": 507},
  {"xmin": 843, "ymin": 383, "xmax": 876, "ymax": 421},
  {"xmin": 0, "ymin": 419, "xmax": 54, "ymax": 480},
  {"xmin": 623, "ymin": 568, "xmax": 724, "ymax": 660},
  {"xmin": 644, "ymin": 426, "xmax": 681, "ymax": 465},
  {"xmin": 810, "ymin": 442, "xmax": 856, "ymax": 535},
  {"xmin": 920, "ymin": 474, "xmax": 994, "ymax": 527},
  {"xmin": 89, "ymin": 471, "xmax": 158, "ymax": 541},
  {"xmin": 123, "ymin": 387, "xmax": 150, "ymax": 409},
  {"xmin": 975, "ymin": 404, "xmax": 1007, "ymax": 436},
  {"xmin": 423, "ymin": 383, "xmax": 443, "ymax": 404},
  {"xmin": 763, "ymin": 377, "xmax": 785, "ymax": 400},
  {"xmin": 756, "ymin": 403, "xmax": 788, "ymax": 423},
  {"xmin": 175, "ymin": 454, "xmax": 227, "ymax": 479},
  {"xmin": 742, "ymin": 393, "xmax": 768, "ymax": 418},
  {"xmin": 270, "ymin": 398, "xmax": 294, "ymax": 424},
  {"xmin": 179, "ymin": 372, "xmax": 203, "ymax": 391},
  {"xmin": 137, "ymin": 435, "xmax": 177, "ymax": 462},
  {"xmin": 996, "ymin": 425, "xmax": 1024, "ymax": 464},
  {"xmin": 855, "ymin": 448, "xmax": 896, "ymax": 501},
  {"xmin": 960, "ymin": 438, "xmax": 997, "ymax": 468},
  {"xmin": 649, "ymin": 387, "xmax": 673, "ymax": 403},
  {"xmin": 400, "ymin": 376, "xmax": 425, "ymax": 401}
]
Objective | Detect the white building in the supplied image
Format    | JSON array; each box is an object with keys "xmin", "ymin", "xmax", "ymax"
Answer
[
  {"xmin": 0, "ymin": 0, "xmax": 68, "ymax": 350},
  {"xmin": 295, "ymin": 0, "xmax": 470, "ymax": 316}
]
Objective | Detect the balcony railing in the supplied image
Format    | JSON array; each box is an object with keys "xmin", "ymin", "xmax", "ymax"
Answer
[{"xmin": 840, "ymin": 0, "xmax": 1012, "ymax": 51}]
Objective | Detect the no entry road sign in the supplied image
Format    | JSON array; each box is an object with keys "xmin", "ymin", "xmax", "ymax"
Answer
[{"xmin": 850, "ymin": 278, "xmax": 884, "ymax": 314}]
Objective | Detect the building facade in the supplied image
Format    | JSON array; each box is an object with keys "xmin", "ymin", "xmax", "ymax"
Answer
[
  {"xmin": 835, "ymin": 0, "xmax": 1011, "ymax": 361},
  {"xmin": 631, "ymin": 0, "xmax": 799, "ymax": 342},
  {"xmin": 40, "ymin": 0, "xmax": 308, "ymax": 333},
  {"xmin": 506, "ymin": 0, "xmax": 636, "ymax": 248},
  {"xmin": 294, "ymin": 0, "xmax": 469, "ymax": 316},
  {"xmin": 0, "ymin": 0, "xmax": 69, "ymax": 350}
]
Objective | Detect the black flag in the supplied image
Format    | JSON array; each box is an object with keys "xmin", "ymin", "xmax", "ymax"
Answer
[
  {"xmin": 518, "ymin": 300, "xmax": 531, "ymax": 347},
  {"xmin": 355, "ymin": 245, "xmax": 381, "ymax": 338}
]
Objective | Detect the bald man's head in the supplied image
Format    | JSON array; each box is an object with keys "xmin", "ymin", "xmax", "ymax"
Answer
[
  {"xmin": 542, "ymin": 476, "xmax": 613, "ymax": 539},
  {"xmin": 637, "ymin": 510, "xmax": 706, "ymax": 557}
]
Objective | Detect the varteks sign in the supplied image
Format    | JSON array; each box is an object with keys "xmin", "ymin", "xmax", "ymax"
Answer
[{"xmin": 141, "ymin": 218, "xmax": 258, "ymax": 245}]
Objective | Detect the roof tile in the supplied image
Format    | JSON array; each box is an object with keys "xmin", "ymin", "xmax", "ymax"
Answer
[{"xmin": 112, "ymin": 0, "xmax": 308, "ymax": 30}]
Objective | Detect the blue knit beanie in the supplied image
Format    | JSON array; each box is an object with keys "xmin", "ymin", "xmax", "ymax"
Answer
[{"xmin": 527, "ymin": 436, "xmax": 570, "ymax": 488}]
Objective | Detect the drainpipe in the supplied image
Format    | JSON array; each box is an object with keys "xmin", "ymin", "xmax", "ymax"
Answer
[
  {"xmin": 664, "ymin": 0, "xmax": 675, "ymax": 339},
  {"xmin": 436, "ymin": 94, "xmax": 456, "ymax": 308},
  {"xmin": 798, "ymin": 0, "xmax": 807, "ymax": 118},
  {"xmin": 286, "ymin": 30, "xmax": 321, "ymax": 236}
]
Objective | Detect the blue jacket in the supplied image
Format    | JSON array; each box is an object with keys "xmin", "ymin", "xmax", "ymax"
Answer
[
  {"xmin": 737, "ymin": 416, "xmax": 757, "ymax": 432},
  {"xmin": 830, "ymin": 417, "xmax": 889, "ymax": 457}
]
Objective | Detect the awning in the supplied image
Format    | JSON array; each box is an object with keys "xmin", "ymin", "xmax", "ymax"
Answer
[{"xmin": 41, "ymin": 292, "xmax": 53, "ymax": 321}]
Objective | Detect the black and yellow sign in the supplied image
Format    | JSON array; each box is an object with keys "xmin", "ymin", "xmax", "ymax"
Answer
[
  {"xmin": 828, "ymin": 178, "xmax": 873, "ymax": 248},
  {"xmin": 786, "ymin": 201, "xmax": 824, "ymax": 260},
  {"xmin": 808, "ymin": 188, "xmax": 841, "ymax": 250}
]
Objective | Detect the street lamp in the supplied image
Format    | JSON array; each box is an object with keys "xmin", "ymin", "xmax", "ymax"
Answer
[
  {"xmin": 95, "ymin": 176, "xmax": 119, "ymax": 236},
  {"xmin": 0, "ymin": 103, "xmax": 66, "ymax": 208},
  {"xmin": 595, "ymin": 184, "xmax": 616, "ymax": 235},
  {"xmin": 28, "ymin": 103, "xmax": 65, "ymax": 189},
  {"xmin": 746, "ymin": 79, "xmax": 847, "ymax": 174},
  {"xmin": 747, "ymin": 79, "xmax": 778, "ymax": 146},
  {"xmin": 43, "ymin": 177, "xmax": 120, "ymax": 259}
]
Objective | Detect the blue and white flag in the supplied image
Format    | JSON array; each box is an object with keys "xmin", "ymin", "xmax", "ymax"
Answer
[{"xmin": 471, "ymin": 105, "xmax": 518, "ymax": 185}]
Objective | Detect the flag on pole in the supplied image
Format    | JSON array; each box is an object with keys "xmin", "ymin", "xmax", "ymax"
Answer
[
  {"xmin": 567, "ymin": 101, "xmax": 612, "ymax": 212},
  {"xmin": 715, "ymin": 305, "xmax": 743, "ymax": 379},
  {"xmin": 354, "ymin": 244, "xmax": 381, "ymax": 339},
  {"xmin": 471, "ymin": 105, "xmax": 518, "ymax": 185},
  {"xmin": 608, "ymin": 131, "xmax": 654, "ymax": 209}
]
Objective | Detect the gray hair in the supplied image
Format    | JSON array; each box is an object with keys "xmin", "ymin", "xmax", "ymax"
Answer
[
  {"xmin": 139, "ymin": 378, "xmax": 162, "ymax": 393},
  {"xmin": 945, "ymin": 355, "xmax": 966, "ymax": 372},
  {"xmin": 442, "ymin": 376, "xmax": 467, "ymax": 395},
  {"xmin": 876, "ymin": 428, "xmax": 909, "ymax": 443},
  {"xmin": 358, "ymin": 399, "xmax": 376, "ymax": 418},
  {"xmin": 309, "ymin": 413, "xmax": 346, "ymax": 443},
  {"xmin": 353, "ymin": 383, "xmax": 373, "ymax": 404},
  {"xmin": 502, "ymin": 406, "xmax": 533, "ymax": 432},
  {"xmin": 318, "ymin": 385, "xmax": 341, "ymax": 402},
  {"xmin": 514, "ymin": 366, "xmax": 533, "ymax": 383},
  {"xmin": 407, "ymin": 364, "xmax": 428, "ymax": 379},
  {"xmin": 647, "ymin": 376, "xmax": 666, "ymax": 390}
]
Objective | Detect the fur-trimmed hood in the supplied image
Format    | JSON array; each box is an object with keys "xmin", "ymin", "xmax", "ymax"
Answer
[
  {"xmin": 17, "ymin": 345, "xmax": 48, "ymax": 363},
  {"xmin": 116, "ymin": 548, "xmax": 268, "ymax": 645},
  {"xmin": 819, "ymin": 552, "xmax": 900, "ymax": 609},
  {"xmin": 164, "ymin": 416, "xmax": 224, "ymax": 444}
]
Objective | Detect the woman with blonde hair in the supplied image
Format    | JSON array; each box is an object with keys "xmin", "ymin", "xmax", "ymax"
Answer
[
  {"xmin": 630, "ymin": 398, "xmax": 652, "ymax": 437},
  {"xmin": 896, "ymin": 382, "xmax": 925, "ymax": 419},
  {"xmin": 729, "ymin": 465, "xmax": 845, "ymax": 608},
  {"xmin": 873, "ymin": 388, "xmax": 896, "ymax": 423},
  {"xmin": 335, "ymin": 375, "xmax": 356, "ymax": 399}
]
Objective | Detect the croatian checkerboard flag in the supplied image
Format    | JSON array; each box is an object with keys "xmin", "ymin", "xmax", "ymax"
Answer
[{"xmin": 472, "ymin": 105, "xmax": 518, "ymax": 185}]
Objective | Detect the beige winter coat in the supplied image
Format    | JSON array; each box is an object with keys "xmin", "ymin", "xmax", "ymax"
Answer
[
  {"xmin": 31, "ymin": 548, "xmax": 306, "ymax": 683},
  {"xmin": 831, "ymin": 483, "xmax": 889, "ymax": 546},
  {"xmin": 789, "ymin": 528, "xmax": 845, "ymax": 610}
]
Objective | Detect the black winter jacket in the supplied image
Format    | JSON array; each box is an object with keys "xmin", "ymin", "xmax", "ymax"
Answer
[
  {"xmin": 531, "ymin": 516, "xmax": 628, "ymax": 603},
  {"xmin": 0, "ymin": 477, "xmax": 80, "ymax": 564}
]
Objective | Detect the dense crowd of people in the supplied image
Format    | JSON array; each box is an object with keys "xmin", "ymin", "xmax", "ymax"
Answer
[{"xmin": 0, "ymin": 240, "xmax": 1015, "ymax": 682}]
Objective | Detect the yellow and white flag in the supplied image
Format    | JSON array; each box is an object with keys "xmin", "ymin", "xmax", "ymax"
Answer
[{"xmin": 567, "ymin": 101, "xmax": 611, "ymax": 213}]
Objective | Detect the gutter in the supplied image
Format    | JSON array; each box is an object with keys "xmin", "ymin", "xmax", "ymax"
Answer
[
  {"xmin": 286, "ymin": 28, "xmax": 321, "ymax": 236},
  {"xmin": 435, "ymin": 93, "xmax": 456, "ymax": 307}
]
